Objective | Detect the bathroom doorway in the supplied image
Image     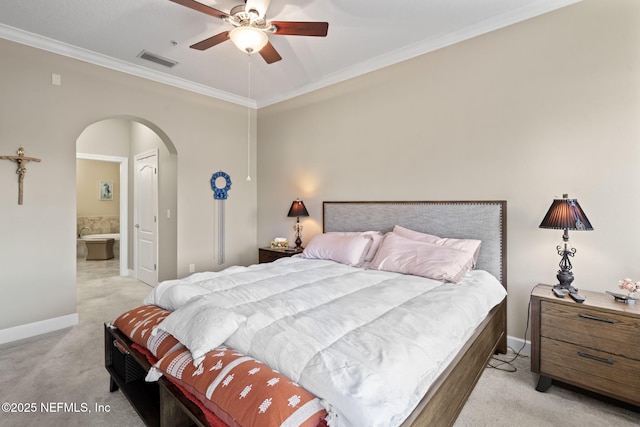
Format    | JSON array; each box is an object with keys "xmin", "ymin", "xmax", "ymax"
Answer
[{"xmin": 76, "ymin": 153, "xmax": 128, "ymax": 276}]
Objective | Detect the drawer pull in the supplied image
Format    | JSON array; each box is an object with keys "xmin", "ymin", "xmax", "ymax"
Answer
[
  {"xmin": 578, "ymin": 313, "xmax": 614, "ymax": 324},
  {"xmin": 578, "ymin": 351, "xmax": 614, "ymax": 365}
]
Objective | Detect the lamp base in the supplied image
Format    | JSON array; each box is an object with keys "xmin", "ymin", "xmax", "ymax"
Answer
[
  {"xmin": 554, "ymin": 269, "xmax": 577, "ymax": 294},
  {"xmin": 294, "ymin": 236, "xmax": 303, "ymax": 250},
  {"xmin": 293, "ymin": 219, "xmax": 304, "ymax": 249}
]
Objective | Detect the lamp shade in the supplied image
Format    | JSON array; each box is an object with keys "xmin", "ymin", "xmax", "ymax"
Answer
[
  {"xmin": 287, "ymin": 199, "xmax": 309, "ymax": 217},
  {"xmin": 229, "ymin": 26, "xmax": 269, "ymax": 54},
  {"xmin": 539, "ymin": 194, "xmax": 593, "ymax": 231}
]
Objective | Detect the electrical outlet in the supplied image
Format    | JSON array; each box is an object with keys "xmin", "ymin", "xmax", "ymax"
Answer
[{"xmin": 189, "ymin": 264, "xmax": 195, "ymax": 273}]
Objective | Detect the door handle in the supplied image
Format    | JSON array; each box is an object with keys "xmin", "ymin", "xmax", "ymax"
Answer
[{"xmin": 135, "ymin": 224, "xmax": 140, "ymax": 228}]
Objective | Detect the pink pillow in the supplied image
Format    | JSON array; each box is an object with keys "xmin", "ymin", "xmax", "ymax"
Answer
[
  {"xmin": 326, "ymin": 231, "xmax": 384, "ymax": 262},
  {"xmin": 369, "ymin": 233, "xmax": 474, "ymax": 283},
  {"xmin": 392, "ymin": 225, "xmax": 481, "ymax": 267},
  {"xmin": 301, "ymin": 233, "xmax": 373, "ymax": 267}
]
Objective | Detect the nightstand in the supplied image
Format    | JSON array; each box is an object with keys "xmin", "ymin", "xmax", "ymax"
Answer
[
  {"xmin": 258, "ymin": 247, "xmax": 303, "ymax": 263},
  {"xmin": 530, "ymin": 284, "xmax": 640, "ymax": 406}
]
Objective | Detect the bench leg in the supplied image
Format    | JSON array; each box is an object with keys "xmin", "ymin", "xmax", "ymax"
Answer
[{"xmin": 109, "ymin": 377, "xmax": 119, "ymax": 392}]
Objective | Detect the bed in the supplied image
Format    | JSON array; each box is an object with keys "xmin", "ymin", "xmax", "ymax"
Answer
[{"xmin": 105, "ymin": 200, "xmax": 507, "ymax": 427}]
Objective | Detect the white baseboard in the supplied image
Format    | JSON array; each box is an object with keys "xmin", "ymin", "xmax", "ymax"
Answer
[
  {"xmin": 0, "ymin": 313, "xmax": 79, "ymax": 345},
  {"xmin": 506, "ymin": 334, "xmax": 530, "ymax": 356}
]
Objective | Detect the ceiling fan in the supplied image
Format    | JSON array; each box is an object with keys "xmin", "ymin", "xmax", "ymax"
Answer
[{"xmin": 170, "ymin": 0, "xmax": 329, "ymax": 64}]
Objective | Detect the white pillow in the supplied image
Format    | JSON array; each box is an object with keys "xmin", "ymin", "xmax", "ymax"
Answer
[
  {"xmin": 392, "ymin": 225, "xmax": 482, "ymax": 267},
  {"xmin": 326, "ymin": 231, "xmax": 384, "ymax": 262},
  {"xmin": 368, "ymin": 232, "xmax": 474, "ymax": 283},
  {"xmin": 301, "ymin": 233, "xmax": 373, "ymax": 267},
  {"xmin": 153, "ymin": 298, "xmax": 246, "ymax": 366}
]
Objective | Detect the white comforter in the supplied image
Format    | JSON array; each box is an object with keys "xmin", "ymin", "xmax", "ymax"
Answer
[{"xmin": 144, "ymin": 257, "xmax": 506, "ymax": 427}]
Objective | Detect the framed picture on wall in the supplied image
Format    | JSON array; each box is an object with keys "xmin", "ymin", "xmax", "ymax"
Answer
[{"xmin": 99, "ymin": 180, "xmax": 113, "ymax": 200}]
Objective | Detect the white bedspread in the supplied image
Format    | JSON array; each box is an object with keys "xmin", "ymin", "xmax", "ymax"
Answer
[{"xmin": 144, "ymin": 257, "xmax": 506, "ymax": 427}]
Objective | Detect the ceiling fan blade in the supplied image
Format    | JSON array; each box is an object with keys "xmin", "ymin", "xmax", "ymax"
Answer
[
  {"xmin": 270, "ymin": 21, "xmax": 328, "ymax": 37},
  {"xmin": 259, "ymin": 41, "xmax": 282, "ymax": 64},
  {"xmin": 170, "ymin": 0, "xmax": 228, "ymax": 20},
  {"xmin": 245, "ymin": 0, "xmax": 271, "ymax": 18},
  {"xmin": 190, "ymin": 31, "xmax": 230, "ymax": 50}
]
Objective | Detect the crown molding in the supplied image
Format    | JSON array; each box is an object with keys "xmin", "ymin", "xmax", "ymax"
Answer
[
  {"xmin": 257, "ymin": 0, "xmax": 582, "ymax": 107},
  {"xmin": 0, "ymin": 0, "xmax": 580, "ymax": 110},
  {"xmin": 0, "ymin": 23, "xmax": 255, "ymax": 108}
]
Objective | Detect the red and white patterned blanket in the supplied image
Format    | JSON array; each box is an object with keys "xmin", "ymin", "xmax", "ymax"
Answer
[{"xmin": 113, "ymin": 305, "xmax": 328, "ymax": 427}]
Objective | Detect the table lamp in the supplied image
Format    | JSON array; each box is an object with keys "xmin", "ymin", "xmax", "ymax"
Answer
[
  {"xmin": 539, "ymin": 194, "xmax": 593, "ymax": 294},
  {"xmin": 287, "ymin": 198, "xmax": 309, "ymax": 249}
]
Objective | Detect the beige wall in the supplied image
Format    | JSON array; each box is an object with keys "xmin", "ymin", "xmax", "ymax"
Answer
[
  {"xmin": 1, "ymin": 0, "xmax": 638, "ymax": 346},
  {"xmin": 0, "ymin": 37, "xmax": 257, "ymax": 334},
  {"xmin": 76, "ymin": 159, "xmax": 120, "ymax": 217},
  {"xmin": 258, "ymin": 0, "xmax": 640, "ymax": 341}
]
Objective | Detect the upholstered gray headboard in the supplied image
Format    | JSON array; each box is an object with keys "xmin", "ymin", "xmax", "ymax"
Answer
[{"xmin": 323, "ymin": 201, "xmax": 507, "ymax": 287}]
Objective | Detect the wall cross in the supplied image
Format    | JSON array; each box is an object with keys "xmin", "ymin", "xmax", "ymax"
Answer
[{"xmin": 1, "ymin": 147, "xmax": 41, "ymax": 205}]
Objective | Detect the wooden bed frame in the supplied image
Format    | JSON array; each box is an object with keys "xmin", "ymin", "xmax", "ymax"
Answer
[
  {"xmin": 105, "ymin": 200, "xmax": 507, "ymax": 427},
  {"xmin": 323, "ymin": 201, "xmax": 507, "ymax": 427}
]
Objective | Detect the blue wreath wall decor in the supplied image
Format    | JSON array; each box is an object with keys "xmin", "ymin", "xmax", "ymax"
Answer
[{"xmin": 211, "ymin": 171, "xmax": 232, "ymax": 200}]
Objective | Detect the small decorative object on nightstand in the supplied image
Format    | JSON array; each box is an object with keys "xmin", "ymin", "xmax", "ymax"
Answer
[
  {"xmin": 530, "ymin": 284, "xmax": 640, "ymax": 406},
  {"xmin": 606, "ymin": 291, "xmax": 637, "ymax": 304},
  {"xmin": 259, "ymin": 247, "xmax": 303, "ymax": 264},
  {"xmin": 287, "ymin": 198, "xmax": 309, "ymax": 249},
  {"xmin": 610, "ymin": 278, "xmax": 639, "ymax": 303},
  {"xmin": 270, "ymin": 237, "xmax": 289, "ymax": 249}
]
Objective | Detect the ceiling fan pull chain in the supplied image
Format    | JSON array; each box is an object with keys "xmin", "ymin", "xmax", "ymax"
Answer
[{"xmin": 246, "ymin": 54, "xmax": 252, "ymax": 182}]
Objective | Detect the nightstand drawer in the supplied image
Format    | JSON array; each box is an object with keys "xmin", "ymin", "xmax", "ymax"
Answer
[
  {"xmin": 540, "ymin": 337, "xmax": 640, "ymax": 404},
  {"xmin": 540, "ymin": 301, "xmax": 640, "ymax": 360},
  {"xmin": 532, "ymin": 285, "xmax": 640, "ymax": 406},
  {"xmin": 258, "ymin": 247, "xmax": 303, "ymax": 263}
]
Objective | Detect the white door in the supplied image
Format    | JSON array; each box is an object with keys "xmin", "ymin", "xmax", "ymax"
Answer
[{"xmin": 135, "ymin": 150, "xmax": 158, "ymax": 286}]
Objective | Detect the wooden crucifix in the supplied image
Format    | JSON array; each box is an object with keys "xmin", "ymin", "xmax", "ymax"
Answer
[{"xmin": 1, "ymin": 147, "xmax": 41, "ymax": 205}]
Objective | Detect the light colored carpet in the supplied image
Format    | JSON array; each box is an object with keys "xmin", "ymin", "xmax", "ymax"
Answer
[
  {"xmin": 0, "ymin": 259, "xmax": 147, "ymax": 427},
  {"xmin": 0, "ymin": 260, "xmax": 637, "ymax": 427},
  {"xmin": 456, "ymin": 352, "xmax": 639, "ymax": 427}
]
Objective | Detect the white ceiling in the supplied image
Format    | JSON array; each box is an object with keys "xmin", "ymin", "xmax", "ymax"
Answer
[{"xmin": 0, "ymin": 0, "xmax": 580, "ymax": 108}]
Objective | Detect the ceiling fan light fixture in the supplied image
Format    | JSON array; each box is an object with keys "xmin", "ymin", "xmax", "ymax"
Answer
[
  {"xmin": 229, "ymin": 26, "xmax": 268, "ymax": 54},
  {"xmin": 245, "ymin": 0, "xmax": 271, "ymax": 19},
  {"xmin": 172, "ymin": 0, "xmax": 326, "ymax": 64}
]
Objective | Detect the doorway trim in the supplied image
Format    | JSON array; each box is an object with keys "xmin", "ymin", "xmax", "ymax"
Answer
[{"xmin": 76, "ymin": 153, "xmax": 129, "ymax": 277}]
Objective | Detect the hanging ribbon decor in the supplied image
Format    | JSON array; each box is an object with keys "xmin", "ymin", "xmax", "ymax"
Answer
[{"xmin": 211, "ymin": 171, "xmax": 232, "ymax": 264}]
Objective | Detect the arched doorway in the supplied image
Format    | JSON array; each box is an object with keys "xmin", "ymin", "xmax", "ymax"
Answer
[{"xmin": 76, "ymin": 117, "xmax": 178, "ymax": 283}]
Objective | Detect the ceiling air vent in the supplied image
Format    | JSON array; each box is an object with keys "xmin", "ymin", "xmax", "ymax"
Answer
[{"xmin": 137, "ymin": 50, "xmax": 178, "ymax": 68}]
